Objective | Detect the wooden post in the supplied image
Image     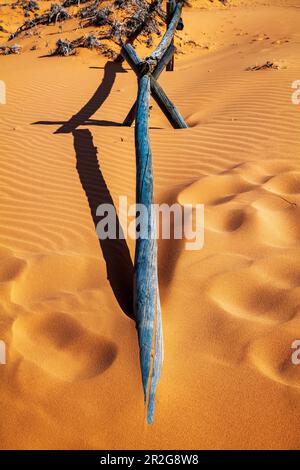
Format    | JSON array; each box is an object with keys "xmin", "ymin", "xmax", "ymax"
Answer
[
  {"xmin": 147, "ymin": 1, "xmax": 183, "ymax": 66},
  {"xmin": 153, "ymin": 44, "xmax": 176, "ymax": 77},
  {"xmin": 121, "ymin": 44, "xmax": 188, "ymax": 129},
  {"xmin": 120, "ymin": 1, "xmax": 188, "ymax": 423},
  {"xmin": 166, "ymin": 0, "xmax": 176, "ymax": 71},
  {"xmin": 134, "ymin": 74, "xmax": 163, "ymax": 424}
]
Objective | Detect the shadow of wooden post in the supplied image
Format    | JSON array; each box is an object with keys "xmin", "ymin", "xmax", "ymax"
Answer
[{"xmin": 73, "ymin": 129, "xmax": 134, "ymax": 319}]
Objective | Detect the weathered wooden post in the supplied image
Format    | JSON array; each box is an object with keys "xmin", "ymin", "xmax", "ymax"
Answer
[
  {"xmin": 134, "ymin": 75, "xmax": 163, "ymax": 424},
  {"xmin": 147, "ymin": 1, "xmax": 183, "ymax": 67},
  {"xmin": 166, "ymin": 0, "xmax": 176, "ymax": 71},
  {"xmin": 122, "ymin": 1, "xmax": 187, "ymax": 424}
]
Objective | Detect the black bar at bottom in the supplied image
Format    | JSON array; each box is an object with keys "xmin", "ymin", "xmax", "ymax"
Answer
[{"xmin": 0, "ymin": 450, "xmax": 299, "ymax": 466}]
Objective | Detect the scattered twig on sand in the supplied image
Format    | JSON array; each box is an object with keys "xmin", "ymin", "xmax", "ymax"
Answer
[
  {"xmin": 6, "ymin": 0, "xmax": 169, "ymax": 57},
  {"xmin": 23, "ymin": 1, "xmax": 40, "ymax": 13},
  {"xmin": 79, "ymin": 0, "xmax": 163, "ymax": 46},
  {"xmin": 246, "ymin": 61, "xmax": 280, "ymax": 71},
  {"xmin": 9, "ymin": 3, "xmax": 71, "ymax": 40},
  {"xmin": 62, "ymin": 0, "xmax": 89, "ymax": 6},
  {"xmin": 0, "ymin": 43, "xmax": 22, "ymax": 54},
  {"xmin": 52, "ymin": 33, "xmax": 117, "ymax": 58},
  {"xmin": 277, "ymin": 195, "xmax": 297, "ymax": 208},
  {"xmin": 53, "ymin": 38, "xmax": 74, "ymax": 55}
]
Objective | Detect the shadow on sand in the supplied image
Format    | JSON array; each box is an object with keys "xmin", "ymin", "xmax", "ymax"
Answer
[
  {"xmin": 33, "ymin": 61, "xmax": 135, "ymax": 319},
  {"xmin": 73, "ymin": 129, "xmax": 134, "ymax": 319}
]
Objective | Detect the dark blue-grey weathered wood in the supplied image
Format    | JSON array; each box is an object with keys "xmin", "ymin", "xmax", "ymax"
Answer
[
  {"xmin": 123, "ymin": 101, "xmax": 137, "ymax": 128},
  {"xmin": 123, "ymin": 44, "xmax": 176, "ymax": 127},
  {"xmin": 134, "ymin": 74, "xmax": 163, "ymax": 424},
  {"xmin": 151, "ymin": 78, "xmax": 187, "ymax": 129},
  {"xmin": 121, "ymin": 44, "xmax": 188, "ymax": 129},
  {"xmin": 120, "ymin": 2, "xmax": 188, "ymax": 423},
  {"xmin": 147, "ymin": 1, "xmax": 183, "ymax": 66},
  {"xmin": 166, "ymin": 0, "xmax": 176, "ymax": 71}
]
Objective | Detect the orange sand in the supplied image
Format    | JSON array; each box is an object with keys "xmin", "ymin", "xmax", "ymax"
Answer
[{"xmin": 1, "ymin": 0, "xmax": 300, "ymax": 449}]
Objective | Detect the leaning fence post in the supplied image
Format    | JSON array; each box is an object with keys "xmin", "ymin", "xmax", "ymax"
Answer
[
  {"xmin": 166, "ymin": 0, "xmax": 176, "ymax": 71},
  {"xmin": 134, "ymin": 74, "xmax": 163, "ymax": 424},
  {"xmin": 121, "ymin": 0, "xmax": 188, "ymax": 424}
]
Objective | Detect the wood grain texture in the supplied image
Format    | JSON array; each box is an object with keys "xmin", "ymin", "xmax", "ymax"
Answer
[
  {"xmin": 166, "ymin": 0, "xmax": 176, "ymax": 71},
  {"xmin": 134, "ymin": 75, "xmax": 163, "ymax": 424},
  {"xmin": 147, "ymin": 1, "xmax": 183, "ymax": 66},
  {"xmin": 121, "ymin": 2, "xmax": 187, "ymax": 423}
]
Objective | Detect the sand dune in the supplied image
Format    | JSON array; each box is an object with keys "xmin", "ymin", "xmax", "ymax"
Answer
[
  {"xmin": 1, "ymin": 0, "xmax": 300, "ymax": 450},
  {"xmin": 12, "ymin": 311, "xmax": 117, "ymax": 381}
]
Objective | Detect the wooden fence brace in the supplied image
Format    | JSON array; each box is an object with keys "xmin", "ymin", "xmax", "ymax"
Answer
[
  {"xmin": 123, "ymin": 43, "xmax": 176, "ymax": 127},
  {"xmin": 121, "ymin": 43, "xmax": 188, "ymax": 129},
  {"xmin": 166, "ymin": 0, "xmax": 176, "ymax": 71},
  {"xmin": 134, "ymin": 74, "xmax": 163, "ymax": 424},
  {"xmin": 146, "ymin": 1, "xmax": 183, "ymax": 67},
  {"xmin": 153, "ymin": 44, "xmax": 176, "ymax": 77}
]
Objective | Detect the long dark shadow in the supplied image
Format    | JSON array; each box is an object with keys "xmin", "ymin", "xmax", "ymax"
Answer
[
  {"xmin": 73, "ymin": 129, "xmax": 134, "ymax": 319},
  {"xmin": 33, "ymin": 62, "xmax": 134, "ymax": 318},
  {"xmin": 55, "ymin": 61, "xmax": 127, "ymax": 134},
  {"xmin": 33, "ymin": 119, "xmax": 122, "ymax": 127}
]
